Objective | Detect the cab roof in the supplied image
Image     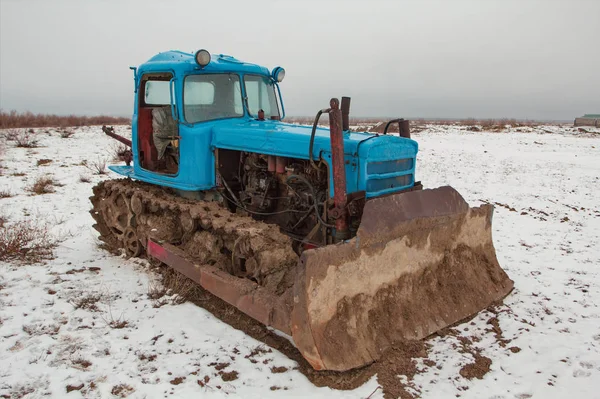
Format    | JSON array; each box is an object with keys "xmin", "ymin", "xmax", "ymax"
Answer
[{"xmin": 137, "ymin": 50, "xmax": 271, "ymax": 76}]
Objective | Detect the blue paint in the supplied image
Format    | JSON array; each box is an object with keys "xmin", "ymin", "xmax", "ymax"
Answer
[{"xmin": 116, "ymin": 50, "xmax": 419, "ymax": 198}]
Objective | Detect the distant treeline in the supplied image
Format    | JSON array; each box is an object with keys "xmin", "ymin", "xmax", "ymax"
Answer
[
  {"xmin": 285, "ymin": 116, "xmax": 544, "ymax": 127},
  {"xmin": 0, "ymin": 110, "xmax": 131, "ymax": 129}
]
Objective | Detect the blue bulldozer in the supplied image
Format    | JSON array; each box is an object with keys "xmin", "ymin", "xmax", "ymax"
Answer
[{"xmin": 91, "ymin": 49, "xmax": 513, "ymax": 371}]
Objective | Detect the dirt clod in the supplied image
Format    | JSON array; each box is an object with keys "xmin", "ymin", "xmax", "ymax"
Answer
[
  {"xmin": 66, "ymin": 383, "xmax": 84, "ymax": 392},
  {"xmin": 72, "ymin": 358, "xmax": 92, "ymax": 369},
  {"xmin": 486, "ymin": 316, "xmax": 511, "ymax": 347},
  {"xmin": 509, "ymin": 346, "xmax": 521, "ymax": 353},
  {"xmin": 459, "ymin": 353, "xmax": 492, "ymax": 380},
  {"xmin": 373, "ymin": 341, "xmax": 428, "ymax": 399},
  {"xmin": 110, "ymin": 384, "xmax": 134, "ymax": 397},
  {"xmin": 170, "ymin": 377, "xmax": 185, "ymax": 385},
  {"xmin": 210, "ymin": 362, "xmax": 230, "ymax": 371},
  {"xmin": 220, "ymin": 370, "xmax": 239, "ymax": 381},
  {"xmin": 270, "ymin": 366, "xmax": 288, "ymax": 373}
]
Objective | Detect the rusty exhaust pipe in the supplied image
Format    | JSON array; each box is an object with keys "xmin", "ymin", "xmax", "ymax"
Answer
[
  {"xmin": 341, "ymin": 96, "xmax": 351, "ymax": 132},
  {"xmin": 382, "ymin": 119, "xmax": 411, "ymax": 139},
  {"xmin": 329, "ymin": 98, "xmax": 349, "ymax": 241}
]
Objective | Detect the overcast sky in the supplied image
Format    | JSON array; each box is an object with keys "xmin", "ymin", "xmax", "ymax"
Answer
[{"xmin": 1, "ymin": 0, "xmax": 598, "ymax": 120}]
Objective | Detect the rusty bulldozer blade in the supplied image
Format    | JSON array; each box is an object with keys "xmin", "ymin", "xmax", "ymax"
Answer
[
  {"xmin": 290, "ymin": 186, "xmax": 513, "ymax": 371},
  {"xmin": 147, "ymin": 186, "xmax": 513, "ymax": 372}
]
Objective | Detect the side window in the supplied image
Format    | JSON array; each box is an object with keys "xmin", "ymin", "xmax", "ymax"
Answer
[
  {"xmin": 144, "ymin": 80, "xmax": 172, "ymax": 105},
  {"xmin": 244, "ymin": 75, "xmax": 280, "ymax": 119}
]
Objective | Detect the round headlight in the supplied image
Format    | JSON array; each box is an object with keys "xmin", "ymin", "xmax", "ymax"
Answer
[
  {"xmin": 195, "ymin": 49, "xmax": 211, "ymax": 67},
  {"xmin": 272, "ymin": 66, "xmax": 285, "ymax": 83}
]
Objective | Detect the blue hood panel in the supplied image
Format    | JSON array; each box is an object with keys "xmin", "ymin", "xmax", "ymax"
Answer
[
  {"xmin": 211, "ymin": 120, "xmax": 417, "ymax": 159},
  {"xmin": 211, "ymin": 120, "xmax": 418, "ymax": 197}
]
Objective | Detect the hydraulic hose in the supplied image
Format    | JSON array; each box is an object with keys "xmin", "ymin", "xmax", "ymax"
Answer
[
  {"xmin": 309, "ymin": 108, "xmax": 330, "ymax": 170},
  {"xmin": 286, "ymin": 174, "xmax": 334, "ymax": 228}
]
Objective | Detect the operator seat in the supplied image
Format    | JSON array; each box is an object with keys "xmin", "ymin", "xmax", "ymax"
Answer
[
  {"xmin": 151, "ymin": 106, "xmax": 178, "ymax": 160},
  {"xmin": 151, "ymin": 106, "xmax": 179, "ymax": 172}
]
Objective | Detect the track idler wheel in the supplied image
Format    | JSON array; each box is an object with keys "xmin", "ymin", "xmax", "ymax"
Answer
[
  {"xmin": 102, "ymin": 192, "xmax": 134, "ymax": 242},
  {"xmin": 130, "ymin": 192, "xmax": 145, "ymax": 215},
  {"xmin": 124, "ymin": 227, "xmax": 143, "ymax": 258}
]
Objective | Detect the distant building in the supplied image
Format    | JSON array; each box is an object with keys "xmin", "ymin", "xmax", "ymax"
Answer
[{"xmin": 574, "ymin": 114, "xmax": 600, "ymax": 127}]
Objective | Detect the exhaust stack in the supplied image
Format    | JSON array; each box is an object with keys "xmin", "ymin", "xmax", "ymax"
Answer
[
  {"xmin": 341, "ymin": 96, "xmax": 351, "ymax": 131},
  {"xmin": 328, "ymin": 98, "xmax": 349, "ymax": 240}
]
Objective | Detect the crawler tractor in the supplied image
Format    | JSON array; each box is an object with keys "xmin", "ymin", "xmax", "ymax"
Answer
[{"xmin": 91, "ymin": 49, "xmax": 513, "ymax": 371}]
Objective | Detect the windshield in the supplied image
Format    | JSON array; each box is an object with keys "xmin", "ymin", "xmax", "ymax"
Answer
[
  {"xmin": 244, "ymin": 75, "xmax": 280, "ymax": 119},
  {"xmin": 183, "ymin": 74, "xmax": 243, "ymax": 123}
]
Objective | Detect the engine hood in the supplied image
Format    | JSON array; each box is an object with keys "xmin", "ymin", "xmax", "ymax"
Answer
[{"xmin": 210, "ymin": 119, "xmax": 418, "ymax": 161}]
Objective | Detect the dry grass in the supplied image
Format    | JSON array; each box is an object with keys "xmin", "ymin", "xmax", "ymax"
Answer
[
  {"xmin": 71, "ymin": 357, "xmax": 92, "ymax": 370},
  {"xmin": 22, "ymin": 323, "xmax": 61, "ymax": 336},
  {"xmin": 0, "ymin": 189, "xmax": 13, "ymax": 199},
  {"xmin": 147, "ymin": 280, "xmax": 169, "ymax": 308},
  {"xmin": 29, "ymin": 176, "xmax": 58, "ymax": 195},
  {"xmin": 13, "ymin": 130, "xmax": 40, "ymax": 148},
  {"xmin": 85, "ymin": 157, "xmax": 108, "ymax": 175},
  {"xmin": 147, "ymin": 280, "xmax": 167, "ymax": 300},
  {"xmin": 36, "ymin": 159, "xmax": 52, "ymax": 166},
  {"xmin": 0, "ymin": 219, "xmax": 57, "ymax": 263},
  {"xmin": 110, "ymin": 384, "xmax": 135, "ymax": 398},
  {"xmin": 79, "ymin": 174, "xmax": 92, "ymax": 183},
  {"xmin": 111, "ymin": 143, "xmax": 131, "ymax": 163},
  {"xmin": 0, "ymin": 110, "xmax": 130, "ymax": 129},
  {"xmin": 161, "ymin": 267, "xmax": 198, "ymax": 304},
  {"xmin": 70, "ymin": 293, "xmax": 102, "ymax": 312},
  {"xmin": 59, "ymin": 129, "xmax": 76, "ymax": 138},
  {"xmin": 3, "ymin": 128, "xmax": 20, "ymax": 141}
]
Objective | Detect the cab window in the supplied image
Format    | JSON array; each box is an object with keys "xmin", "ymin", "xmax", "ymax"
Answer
[
  {"xmin": 183, "ymin": 74, "xmax": 243, "ymax": 123},
  {"xmin": 244, "ymin": 74, "xmax": 280, "ymax": 119}
]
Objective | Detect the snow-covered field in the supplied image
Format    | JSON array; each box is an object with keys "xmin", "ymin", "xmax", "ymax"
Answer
[{"xmin": 0, "ymin": 124, "xmax": 599, "ymax": 399}]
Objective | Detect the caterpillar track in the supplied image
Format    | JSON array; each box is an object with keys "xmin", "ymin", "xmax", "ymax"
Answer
[{"xmin": 90, "ymin": 179, "xmax": 299, "ymax": 294}]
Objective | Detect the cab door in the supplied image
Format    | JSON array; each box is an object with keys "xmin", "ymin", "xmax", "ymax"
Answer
[{"xmin": 136, "ymin": 72, "xmax": 180, "ymax": 175}]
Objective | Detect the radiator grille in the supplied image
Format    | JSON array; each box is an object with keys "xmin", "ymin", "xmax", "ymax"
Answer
[
  {"xmin": 366, "ymin": 174, "xmax": 412, "ymax": 193},
  {"xmin": 366, "ymin": 159, "xmax": 413, "ymax": 175}
]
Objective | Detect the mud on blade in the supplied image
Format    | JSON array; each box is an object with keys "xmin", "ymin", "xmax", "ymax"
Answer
[{"xmin": 290, "ymin": 187, "xmax": 514, "ymax": 371}]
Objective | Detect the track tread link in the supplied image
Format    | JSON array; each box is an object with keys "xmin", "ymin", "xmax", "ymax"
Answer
[{"xmin": 89, "ymin": 179, "xmax": 298, "ymax": 292}]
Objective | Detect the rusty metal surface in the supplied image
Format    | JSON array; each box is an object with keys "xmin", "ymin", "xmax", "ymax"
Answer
[
  {"xmin": 102, "ymin": 125, "xmax": 132, "ymax": 147},
  {"xmin": 358, "ymin": 186, "xmax": 469, "ymax": 244},
  {"xmin": 382, "ymin": 118, "xmax": 411, "ymax": 139},
  {"xmin": 147, "ymin": 240, "xmax": 292, "ymax": 335},
  {"xmin": 328, "ymin": 98, "xmax": 349, "ymax": 240},
  {"xmin": 267, "ymin": 155, "xmax": 276, "ymax": 172},
  {"xmin": 399, "ymin": 119, "xmax": 410, "ymax": 138},
  {"xmin": 341, "ymin": 96, "xmax": 351, "ymax": 131},
  {"xmin": 290, "ymin": 186, "xmax": 514, "ymax": 371},
  {"xmin": 275, "ymin": 156, "xmax": 287, "ymax": 174}
]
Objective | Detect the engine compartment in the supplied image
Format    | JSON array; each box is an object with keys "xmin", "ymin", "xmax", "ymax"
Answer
[{"xmin": 216, "ymin": 149, "xmax": 365, "ymax": 252}]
